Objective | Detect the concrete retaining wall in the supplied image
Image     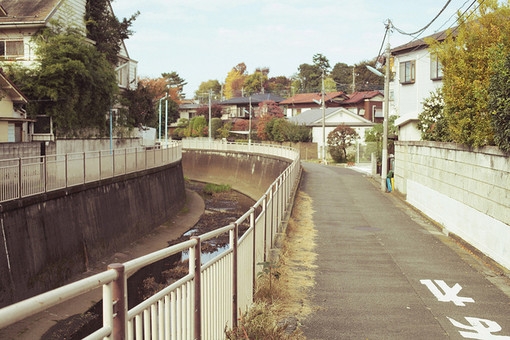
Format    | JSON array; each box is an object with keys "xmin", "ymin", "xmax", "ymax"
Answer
[
  {"xmin": 394, "ymin": 141, "xmax": 510, "ymax": 269},
  {"xmin": 182, "ymin": 150, "xmax": 291, "ymax": 201},
  {"xmin": 0, "ymin": 162, "xmax": 185, "ymax": 307}
]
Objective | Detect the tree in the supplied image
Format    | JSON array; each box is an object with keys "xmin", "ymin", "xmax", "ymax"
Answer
[
  {"xmin": 353, "ymin": 60, "xmax": 384, "ymax": 91},
  {"xmin": 331, "ymin": 62, "xmax": 354, "ymax": 93},
  {"xmin": 196, "ymin": 104, "xmax": 224, "ymax": 119},
  {"xmin": 7, "ymin": 23, "xmax": 118, "ymax": 136},
  {"xmin": 488, "ymin": 48, "xmax": 510, "ymax": 152},
  {"xmin": 224, "ymin": 62, "xmax": 247, "ymax": 98},
  {"xmin": 266, "ymin": 76, "xmax": 292, "ymax": 97},
  {"xmin": 328, "ymin": 125, "xmax": 358, "ymax": 163},
  {"xmin": 195, "ymin": 80, "xmax": 222, "ymax": 101},
  {"xmin": 243, "ymin": 68, "xmax": 269, "ymax": 95},
  {"xmin": 162, "ymin": 71, "xmax": 187, "ymax": 100},
  {"xmin": 296, "ymin": 63, "xmax": 322, "ymax": 93},
  {"xmin": 313, "ymin": 53, "xmax": 331, "ymax": 74},
  {"xmin": 85, "ymin": 0, "xmax": 139, "ymax": 64},
  {"xmin": 428, "ymin": 0, "xmax": 510, "ymax": 147},
  {"xmin": 120, "ymin": 82, "xmax": 158, "ymax": 128},
  {"xmin": 417, "ymin": 88, "xmax": 448, "ymax": 141}
]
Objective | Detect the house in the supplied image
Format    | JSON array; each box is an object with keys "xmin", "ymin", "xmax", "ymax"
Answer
[
  {"xmin": 0, "ymin": 68, "xmax": 32, "ymax": 142},
  {"xmin": 220, "ymin": 93, "xmax": 285, "ymax": 119},
  {"xmin": 391, "ymin": 30, "xmax": 448, "ymax": 141},
  {"xmin": 288, "ymin": 107, "xmax": 375, "ymax": 157},
  {"xmin": 0, "ymin": 0, "xmax": 138, "ymax": 91},
  {"xmin": 280, "ymin": 92, "xmax": 349, "ymax": 117},
  {"xmin": 339, "ymin": 91, "xmax": 384, "ymax": 123}
]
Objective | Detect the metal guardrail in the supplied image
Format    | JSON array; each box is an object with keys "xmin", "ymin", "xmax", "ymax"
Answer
[
  {"xmin": 0, "ymin": 142, "xmax": 182, "ymax": 203},
  {"xmin": 0, "ymin": 140, "xmax": 301, "ymax": 339}
]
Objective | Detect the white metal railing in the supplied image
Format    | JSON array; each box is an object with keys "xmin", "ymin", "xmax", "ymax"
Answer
[
  {"xmin": 0, "ymin": 140, "xmax": 301, "ymax": 339},
  {"xmin": 0, "ymin": 142, "xmax": 182, "ymax": 203}
]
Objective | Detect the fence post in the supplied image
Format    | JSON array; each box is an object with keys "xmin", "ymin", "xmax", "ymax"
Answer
[
  {"xmin": 232, "ymin": 223, "xmax": 239, "ymax": 329},
  {"xmin": 83, "ymin": 152, "xmax": 86, "ymax": 184},
  {"xmin": 191, "ymin": 236, "xmax": 201, "ymax": 340},
  {"xmin": 108, "ymin": 263, "xmax": 126, "ymax": 339},
  {"xmin": 18, "ymin": 157, "xmax": 22, "ymax": 199}
]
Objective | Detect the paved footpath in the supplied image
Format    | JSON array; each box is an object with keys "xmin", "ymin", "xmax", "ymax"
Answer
[{"xmin": 299, "ymin": 162, "xmax": 510, "ymax": 340}]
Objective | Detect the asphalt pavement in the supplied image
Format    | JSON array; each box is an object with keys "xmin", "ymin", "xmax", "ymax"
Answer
[{"xmin": 299, "ymin": 162, "xmax": 510, "ymax": 340}]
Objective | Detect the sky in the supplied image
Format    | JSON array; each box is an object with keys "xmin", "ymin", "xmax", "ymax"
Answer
[{"xmin": 111, "ymin": 0, "xmax": 472, "ymax": 97}]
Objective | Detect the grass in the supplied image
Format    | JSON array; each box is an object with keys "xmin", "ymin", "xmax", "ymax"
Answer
[
  {"xmin": 225, "ymin": 191, "xmax": 317, "ymax": 339},
  {"xmin": 203, "ymin": 183, "xmax": 231, "ymax": 195}
]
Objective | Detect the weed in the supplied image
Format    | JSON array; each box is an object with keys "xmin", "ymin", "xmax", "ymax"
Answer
[{"xmin": 203, "ymin": 183, "xmax": 231, "ymax": 195}]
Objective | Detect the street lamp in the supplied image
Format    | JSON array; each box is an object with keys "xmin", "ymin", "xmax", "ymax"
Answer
[{"xmin": 367, "ymin": 42, "xmax": 390, "ymax": 191}]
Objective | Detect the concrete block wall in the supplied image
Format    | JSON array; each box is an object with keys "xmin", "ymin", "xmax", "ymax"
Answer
[{"xmin": 394, "ymin": 141, "xmax": 510, "ymax": 269}]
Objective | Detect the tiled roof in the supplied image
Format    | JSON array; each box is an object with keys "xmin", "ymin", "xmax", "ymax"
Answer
[
  {"xmin": 391, "ymin": 27, "xmax": 457, "ymax": 55},
  {"xmin": 341, "ymin": 91, "xmax": 382, "ymax": 105},
  {"xmin": 220, "ymin": 93, "xmax": 285, "ymax": 105},
  {"xmin": 280, "ymin": 92, "xmax": 347, "ymax": 105},
  {"xmin": 0, "ymin": 0, "xmax": 60, "ymax": 24}
]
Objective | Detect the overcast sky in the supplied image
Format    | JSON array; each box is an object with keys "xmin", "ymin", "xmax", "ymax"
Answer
[{"xmin": 111, "ymin": 0, "xmax": 471, "ymax": 97}]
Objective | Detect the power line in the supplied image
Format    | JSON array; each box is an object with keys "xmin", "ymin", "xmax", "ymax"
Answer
[{"xmin": 392, "ymin": 0, "xmax": 453, "ymax": 36}]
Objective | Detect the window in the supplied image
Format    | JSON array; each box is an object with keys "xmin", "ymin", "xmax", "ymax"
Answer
[
  {"xmin": 399, "ymin": 60, "xmax": 415, "ymax": 84},
  {"xmin": 430, "ymin": 54, "xmax": 443, "ymax": 80},
  {"xmin": 0, "ymin": 40, "xmax": 24, "ymax": 59}
]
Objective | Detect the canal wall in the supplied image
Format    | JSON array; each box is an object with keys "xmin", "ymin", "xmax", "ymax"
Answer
[
  {"xmin": 0, "ymin": 161, "xmax": 185, "ymax": 307},
  {"xmin": 182, "ymin": 149, "xmax": 292, "ymax": 201}
]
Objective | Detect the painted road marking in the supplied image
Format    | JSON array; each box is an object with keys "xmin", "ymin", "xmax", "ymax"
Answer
[
  {"xmin": 420, "ymin": 279, "xmax": 475, "ymax": 306},
  {"xmin": 447, "ymin": 317, "xmax": 510, "ymax": 339}
]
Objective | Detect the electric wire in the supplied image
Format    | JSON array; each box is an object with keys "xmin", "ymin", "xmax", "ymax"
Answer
[{"xmin": 392, "ymin": 0, "xmax": 453, "ymax": 36}]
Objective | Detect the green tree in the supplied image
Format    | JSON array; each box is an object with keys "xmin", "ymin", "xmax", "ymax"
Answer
[
  {"xmin": 353, "ymin": 60, "xmax": 384, "ymax": 91},
  {"xmin": 428, "ymin": 0, "xmax": 510, "ymax": 147},
  {"xmin": 488, "ymin": 47, "xmax": 510, "ymax": 152},
  {"xmin": 244, "ymin": 68, "xmax": 269, "ymax": 95},
  {"xmin": 7, "ymin": 23, "xmax": 118, "ymax": 136},
  {"xmin": 162, "ymin": 71, "xmax": 187, "ymax": 99},
  {"xmin": 85, "ymin": 0, "xmax": 139, "ymax": 64},
  {"xmin": 187, "ymin": 116, "xmax": 207, "ymax": 137},
  {"xmin": 195, "ymin": 80, "xmax": 222, "ymax": 101},
  {"xmin": 331, "ymin": 62, "xmax": 354, "ymax": 93},
  {"xmin": 328, "ymin": 124, "xmax": 358, "ymax": 163},
  {"xmin": 120, "ymin": 82, "xmax": 158, "ymax": 128},
  {"xmin": 313, "ymin": 53, "xmax": 331, "ymax": 74}
]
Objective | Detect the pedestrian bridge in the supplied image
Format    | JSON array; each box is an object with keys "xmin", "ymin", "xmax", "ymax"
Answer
[{"xmin": 0, "ymin": 139, "xmax": 301, "ymax": 339}]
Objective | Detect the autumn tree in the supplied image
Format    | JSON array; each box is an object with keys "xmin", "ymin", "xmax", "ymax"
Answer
[
  {"xmin": 196, "ymin": 104, "xmax": 224, "ymax": 119},
  {"xmin": 427, "ymin": 0, "xmax": 510, "ymax": 147},
  {"xmin": 224, "ymin": 62, "xmax": 247, "ymax": 98},
  {"xmin": 328, "ymin": 125, "xmax": 358, "ymax": 163},
  {"xmin": 266, "ymin": 76, "xmax": 292, "ymax": 97}
]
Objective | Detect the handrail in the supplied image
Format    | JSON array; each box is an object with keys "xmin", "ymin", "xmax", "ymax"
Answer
[
  {"xmin": 0, "ymin": 140, "xmax": 301, "ymax": 339},
  {"xmin": 0, "ymin": 142, "xmax": 182, "ymax": 203}
]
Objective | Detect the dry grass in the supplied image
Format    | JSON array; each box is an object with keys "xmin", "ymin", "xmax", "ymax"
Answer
[{"xmin": 226, "ymin": 191, "xmax": 318, "ymax": 339}]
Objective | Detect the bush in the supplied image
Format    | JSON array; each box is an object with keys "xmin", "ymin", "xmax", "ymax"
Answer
[{"xmin": 327, "ymin": 124, "xmax": 358, "ymax": 163}]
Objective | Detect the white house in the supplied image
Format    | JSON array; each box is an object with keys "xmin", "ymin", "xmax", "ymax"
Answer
[
  {"xmin": 0, "ymin": 0, "xmax": 137, "ymax": 91},
  {"xmin": 288, "ymin": 107, "xmax": 375, "ymax": 157},
  {"xmin": 391, "ymin": 30, "xmax": 447, "ymax": 141}
]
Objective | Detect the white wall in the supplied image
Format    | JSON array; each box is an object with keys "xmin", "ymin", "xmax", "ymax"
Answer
[
  {"xmin": 395, "ymin": 141, "xmax": 510, "ymax": 269},
  {"xmin": 393, "ymin": 48, "xmax": 442, "ymax": 141}
]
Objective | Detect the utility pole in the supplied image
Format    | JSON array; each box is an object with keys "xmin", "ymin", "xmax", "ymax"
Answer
[
  {"xmin": 208, "ymin": 89, "xmax": 212, "ymax": 142},
  {"xmin": 352, "ymin": 67, "xmax": 356, "ymax": 93},
  {"xmin": 381, "ymin": 23, "xmax": 391, "ymax": 192},
  {"xmin": 321, "ymin": 71, "xmax": 326, "ymax": 164},
  {"xmin": 248, "ymin": 96, "xmax": 252, "ymax": 146}
]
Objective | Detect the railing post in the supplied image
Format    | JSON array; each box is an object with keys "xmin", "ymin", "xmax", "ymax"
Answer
[
  {"xmin": 191, "ymin": 236, "xmax": 201, "ymax": 340},
  {"xmin": 232, "ymin": 223, "xmax": 239, "ymax": 329},
  {"xmin": 83, "ymin": 152, "xmax": 86, "ymax": 184},
  {"xmin": 65, "ymin": 154, "xmax": 69, "ymax": 188},
  {"xmin": 99, "ymin": 150, "xmax": 102, "ymax": 180},
  {"xmin": 108, "ymin": 263, "xmax": 126, "ymax": 339},
  {"xmin": 18, "ymin": 157, "xmax": 22, "ymax": 199}
]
